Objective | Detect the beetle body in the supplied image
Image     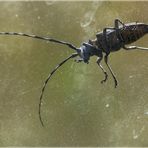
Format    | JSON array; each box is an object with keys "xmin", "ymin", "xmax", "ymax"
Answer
[
  {"xmin": 77, "ymin": 19, "xmax": 148, "ymax": 90},
  {"xmin": 119, "ymin": 23, "xmax": 148, "ymax": 44}
]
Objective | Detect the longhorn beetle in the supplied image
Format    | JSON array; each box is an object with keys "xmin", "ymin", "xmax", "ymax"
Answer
[{"xmin": 0, "ymin": 19, "xmax": 148, "ymax": 126}]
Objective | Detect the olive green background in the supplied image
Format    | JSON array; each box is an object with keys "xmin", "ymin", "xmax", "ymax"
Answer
[{"xmin": 0, "ymin": 1, "xmax": 148, "ymax": 146}]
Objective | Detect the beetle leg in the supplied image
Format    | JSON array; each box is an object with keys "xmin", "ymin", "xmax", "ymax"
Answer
[
  {"xmin": 123, "ymin": 45, "xmax": 148, "ymax": 50},
  {"xmin": 103, "ymin": 19, "xmax": 125, "ymax": 38},
  {"xmin": 114, "ymin": 19, "xmax": 125, "ymax": 28},
  {"xmin": 96, "ymin": 56, "xmax": 108, "ymax": 84},
  {"xmin": 104, "ymin": 54, "xmax": 118, "ymax": 88},
  {"xmin": 114, "ymin": 19, "xmax": 125, "ymax": 42},
  {"xmin": 103, "ymin": 19, "xmax": 125, "ymax": 42}
]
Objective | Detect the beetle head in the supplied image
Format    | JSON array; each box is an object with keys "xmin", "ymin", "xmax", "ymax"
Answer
[{"xmin": 77, "ymin": 42, "xmax": 95, "ymax": 63}]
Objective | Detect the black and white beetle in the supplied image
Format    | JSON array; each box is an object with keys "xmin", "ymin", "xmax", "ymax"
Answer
[{"xmin": 0, "ymin": 19, "xmax": 148, "ymax": 126}]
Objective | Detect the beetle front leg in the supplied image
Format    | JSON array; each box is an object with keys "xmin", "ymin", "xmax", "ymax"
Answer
[{"xmin": 96, "ymin": 56, "xmax": 108, "ymax": 84}]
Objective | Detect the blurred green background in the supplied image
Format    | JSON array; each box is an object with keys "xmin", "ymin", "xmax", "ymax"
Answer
[{"xmin": 0, "ymin": 1, "xmax": 148, "ymax": 146}]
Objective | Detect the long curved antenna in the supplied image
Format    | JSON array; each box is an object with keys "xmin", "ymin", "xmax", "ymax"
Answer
[
  {"xmin": 39, "ymin": 53, "xmax": 78, "ymax": 127},
  {"xmin": 0, "ymin": 32, "xmax": 78, "ymax": 51}
]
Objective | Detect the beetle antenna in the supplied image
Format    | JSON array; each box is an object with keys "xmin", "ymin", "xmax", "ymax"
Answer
[
  {"xmin": 39, "ymin": 53, "xmax": 78, "ymax": 126},
  {"xmin": 0, "ymin": 32, "xmax": 79, "ymax": 52}
]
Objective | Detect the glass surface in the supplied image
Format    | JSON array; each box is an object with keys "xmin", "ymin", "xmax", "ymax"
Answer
[{"xmin": 0, "ymin": 1, "xmax": 148, "ymax": 146}]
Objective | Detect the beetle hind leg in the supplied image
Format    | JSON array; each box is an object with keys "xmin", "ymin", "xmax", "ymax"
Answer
[
  {"xmin": 123, "ymin": 45, "xmax": 148, "ymax": 50},
  {"xmin": 104, "ymin": 54, "xmax": 118, "ymax": 88}
]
